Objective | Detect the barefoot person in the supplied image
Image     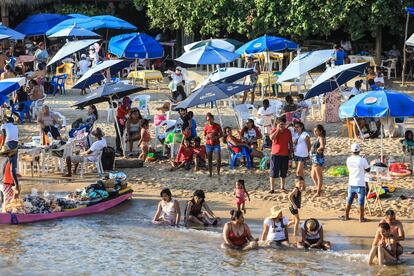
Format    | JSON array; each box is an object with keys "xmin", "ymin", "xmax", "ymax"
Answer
[
  {"xmin": 221, "ymin": 210, "xmax": 258, "ymax": 251},
  {"xmin": 233, "ymin": 179, "xmax": 250, "ymax": 214},
  {"xmin": 288, "ymin": 176, "xmax": 305, "ymax": 238},
  {"xmin": 379, "ymin": 209, "xmax": 405, "ymax": 256},
  {"xmin": 310, "ymin": 125, "xmax": 326, "ymax": 197},
  {"xmin": 203, "ymin": 113, "xmax": 223, "ymax": 177},
  {"xmin": 261, "ymin": 206, "xmax": 290, "ymax": 247},
  {"xmin": 269, "ymin": 117, "xmax": 292, "ymax": 193},
  {"xmin": 368, "ymin": 222, "xmax": 398, "ymax": 265},
  {"xmin": 184, "ymin": 190, "xmax": 219, "ymax": 226},
  {"xmin": 153, "ymin": 188, "xmax": 181, "ymax": 226},
  {"xmin": 343, "ymin": 143, "xmax": 370, "ymax": 222},
  {"xmin": 292, "ymin": 121, "xmax": 311, "ymax": 178},
  {"xmin": 298, "ymin": 218, "xmax": 331, "ymax": 250}
]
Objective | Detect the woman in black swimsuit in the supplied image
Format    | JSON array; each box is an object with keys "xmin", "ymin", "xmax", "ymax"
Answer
[{"xmin": 184, "ymin": 190, "xmax": 219, "ymax": 227}]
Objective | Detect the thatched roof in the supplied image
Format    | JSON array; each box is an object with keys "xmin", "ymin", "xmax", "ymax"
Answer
[{"xmin": 0, "ymin": 0, "xmax": 53, "ymax": 6}]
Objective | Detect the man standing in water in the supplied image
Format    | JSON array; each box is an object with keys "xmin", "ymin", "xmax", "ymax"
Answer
[
  {"xmin": 269, "ymin": 117, "xmax": 292, "ymax": 193},
  {"xmin": 343, "ymin": 143, "xmax": 370, "ymax": 222}
]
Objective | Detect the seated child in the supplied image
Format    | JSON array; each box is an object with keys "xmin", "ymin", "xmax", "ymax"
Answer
[
  {"xmin": 192, "ymin": 136, "xmax": 206, "ymax": 171},
  {"xmin": 170, "ymin": 138, "xmax": 194, "ymax": 171},
  {"xmin": 401, "ymin": 130, "xmax": 414, "ymax": 154}
]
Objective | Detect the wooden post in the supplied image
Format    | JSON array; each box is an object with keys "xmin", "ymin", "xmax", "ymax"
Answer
[{"xmin": 402, "ymin": 13, "xmax": 410, "ymax": 85}]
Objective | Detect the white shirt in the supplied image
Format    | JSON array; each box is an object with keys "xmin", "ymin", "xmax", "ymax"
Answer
[
  {"xmin": 257, "ymin": 107, "xmax": 274, "ymax": 126},
  {"xmin": 293, "ymin": 131, "xmax": 310, "ymax": 158},
  {"xmin": 87, "ymin": 138, "xmax": 107, "ymax": 162},
  {"xmin": 78, "ymin": 59, "xmax": 90, "ymax": 76},
  {"xmin": 1, "ymin": 123, "xmax": 18, "ymax": 142},
  {"xmin": 264, "ymin": 216, "xmax": 289, "ymax": 241},
  {"xmin": 346, "ymin": 155, "xmax": 369, "ymax": 187},
  {"xmin": 374, "ymin": 76, "xmax": 385, "ymax": 84},
  {"xmin": 350, "ymin": 87, "xmax": 362, "ymax": 95}
]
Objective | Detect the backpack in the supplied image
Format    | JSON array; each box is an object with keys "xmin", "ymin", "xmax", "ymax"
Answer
[{"xmin": 101, "ymin": 146, "xmax": 115, "ymax": 171}]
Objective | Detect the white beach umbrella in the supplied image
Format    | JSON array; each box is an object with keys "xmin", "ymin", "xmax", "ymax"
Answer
[{"xmin": 47, "ymin": 39, "xmax": 100, "ymax": 66}]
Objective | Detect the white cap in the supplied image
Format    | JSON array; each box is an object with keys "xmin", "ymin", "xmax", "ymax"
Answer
[
  {"xmin": 81, "ymin": 54, "xmax": 86, "ymax": 59},
  {"xmin": 351, "ymin": 143, "xmax": 361, "ymax": 153}
]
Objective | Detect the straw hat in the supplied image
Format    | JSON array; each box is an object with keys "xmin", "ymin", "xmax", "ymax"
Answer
[
  {"xmin": 156, "ymin": 102, "xmax": 170, "ymax": 112},
  {"xmin": 268, "ymin": 206, "xmax": 284, "ymax": 219}
]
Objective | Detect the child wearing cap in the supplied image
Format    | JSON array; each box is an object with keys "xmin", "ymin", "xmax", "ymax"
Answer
[{"xmin": 298, "ymin": 218, "xmax": 331, "ymax": 250}]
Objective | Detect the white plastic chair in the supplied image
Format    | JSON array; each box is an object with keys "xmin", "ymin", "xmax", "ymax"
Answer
[
  {"xmin": 44, "ymin": 140, "xmax": 74, "ymax": 173},
  {"xmin": 31, "ymin": 93, "xmax": 46, "ymax": 120},
  {"xmin": 234, "ymin": 104, "xmax": 257, "ymax": 128},
  {"xmin": 18, "ymin": 148, "xmax": 42, "ymax": 177},
  {"xmin": 380, "ymin": 58, "xmax": 397, "ymax": 79},
  {"xmin": 53, "ymin": 111, "xmax": 68, "ymax": 139},
  {"xmin": 154, "ymin": 119, "xmax": 176, "ymax": 149},
  {"xmin": 268, "ymin": 99, "xmax": 283, "ymax": 117},
  {"xmin": 80, "ymin": 150, "xmax": 104, "ymax": 178},
  {"xmin": 132, "ymin": 95, "xmax": 151, "ymax": 118},
  {"xmin": 289, "ymin": 75, "xmax": 307, "ymax": 94}
]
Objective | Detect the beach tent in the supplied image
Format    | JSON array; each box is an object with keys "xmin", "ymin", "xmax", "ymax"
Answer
[
  {"xmin": 47, "ymin": 39, "xmax": 100, "ymax": 66},
  {"xmin": 304, "ymin": 63, "xmax": 368, "ymax": 99},
  {"xmin": 276, "ymin": 49, "xmax": 335, "ymax": 83},
  {"xmin": 339, "ymin": 89, "xmax": 414, "ymax": 159},
  {"xmin": 184, "ymin": 38, "xmax": 242, "ymax": 52},
  {"xmin": 0, "ymin": 24, "xmax": 24, "ymax": 40},
  {"xmin": 16, "ymin": 14, "xmax": 70, "ymax": 36},
  {"xmin": 176, "ymin": 45, "xmax": 239, "ymax": 65},
  {"xmin": 48, "ymin": 25, "xmax": 101, "ymax": 38}
]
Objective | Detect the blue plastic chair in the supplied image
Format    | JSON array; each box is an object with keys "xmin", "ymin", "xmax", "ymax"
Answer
[
  {"xmin": 49, "ymin": 74, "xmax": 67, "ymax": 96},
  {"xmin": 12, "ymin": 100, "xmax": 32, "ymax": 124},
  {"xmin": 228, "ymin": 144, "xmax": 252, "ymax": 169}
]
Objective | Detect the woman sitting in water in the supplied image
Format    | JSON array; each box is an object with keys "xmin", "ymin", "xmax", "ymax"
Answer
[
  {"xmin": 260, "ymin": 206, "xmax": 290, "ymax": 247},
  {"xmin": 368, "ymin": 222, "xmax": 399, "ymax": 265},
  {"xmin": 221, "ymin": 210, "xmax": 258, "ymax": 251},
  {"xmin": 184, "ymin": 190, "xmax": 220, "ymax": 227},
  {"xmin": 298, "ymin": 218, "xmax": 331, "ymax": 250},
  {"xmin": 152, "ymin": 188, "xmax": 181, "ymax": 226}
]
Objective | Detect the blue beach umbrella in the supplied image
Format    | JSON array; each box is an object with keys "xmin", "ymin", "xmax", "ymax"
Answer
[
  {"xmin": 0, "ymin": 24, "xmax": 24, "ymax": 40},
  {"xmin": 46, "ymin": 18, "xmax": 105, "ymax": 36},
  {"xmin": 73, "ymin": 60, "xmax": 132, "ymax": 89},
  {"xmin": 175, "ymin": 45, "xmax": 239, "ymax": 65},
  {"xmin": 304, "ymin": 62, "xmax": 368, "ymax": 99},
  {"xmin": 0, "ymin": 34, "xmax": 10, "ymax": 41},
  {"xmin": 48, "ymin": 25, "xmax": 101, "ymax": 38},
  {"xmin": 47, "ymin": 39, "xmax": 100, "ymax": 66},
  {"xmin": 16, "ymin": 13, "xmax": 70, "ymax": 36},
  {"xmin": 236, "ymin": 35, "xmax": 298, "ymax": 55},
  {"xmin": 91, "ymin": 15, "xmax": 136, "ymax": 30},
  {"xmin": 109, "ymin": 33, "xmax": 164, "ymax": 59},
  {"xmin": 0, "ymin": 77, "xmax": 26, "ymax": 96},
  {"xmin": 68, "ymin": 14, "xmax": 90, "ymax": 19}
]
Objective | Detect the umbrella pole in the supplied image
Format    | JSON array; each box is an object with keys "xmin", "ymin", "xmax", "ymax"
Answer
[
  {"xmin": 110, "ymin": 98, "xmax": 126, "ymax": 156},
  {"xmin": 308, "ymin": 72, "xmax": 314, "ymax": 83},
  {"xmin": 353, "ymin": 117, "xmax": 364, "ymax": 139},
  {"xmin": 381, "ymin": 121, "xmax": 384, "ymax": 161},
  {"xmin": 215, "ymin": 102, "xmax": 223, "ymax": 128},
  {"xmin": 334, "ymin": 77, "xmax": 343, "ymax": 93}
]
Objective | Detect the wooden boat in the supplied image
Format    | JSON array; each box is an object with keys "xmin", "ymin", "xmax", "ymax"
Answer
[{"xmin": 0, "ymin": 189, "xmax": 133, "ymax": 225}]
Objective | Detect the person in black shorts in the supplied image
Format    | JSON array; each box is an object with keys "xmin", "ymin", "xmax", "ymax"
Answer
[{"xmin": 288, "ymin": 176, "xmax": 305, "ymax": 237}]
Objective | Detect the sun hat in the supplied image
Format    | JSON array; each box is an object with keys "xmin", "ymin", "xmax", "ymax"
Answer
[
  {"xmin": 268, "ymin": 206, "xmax": 283, "ymax": 219},
  {"xmin": 156, "ymin": 102, "xmax": 170, "ymax": 112},
  {"xmin": 351, "ymin": 143, "xmax": 361, "ymax": 153}
]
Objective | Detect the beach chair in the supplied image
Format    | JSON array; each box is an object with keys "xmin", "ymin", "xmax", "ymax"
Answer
[
  {"xmin": 80, "ymin": 150, "xmax": 104, "ymax": 178},
  {"xmin": 53, "ymin": 111, "xmax": 68, "ymax": 139},
  {"xmin": 44, "ymin": 140, "xmax": 74, "ymax": 173},
  {"xmin": 11, "ymin": 100, "xmax": 32, "ymax": 124},
  {"xmin": 31, "ymin": 93, "xmax": 46, "ymax": 120},
  {"xmin": 380, "ymin": 58, "xmax": 397, "ymax": 79},
  {"xmin": 227, "ymin": 145, "xmax": 252, "ymax": 169},
  {"xmin": 132, "ymin": 95, "xmax": 151, "ymax": 118},
  {"xmin": 49, "ymin": 74, "xmax": 68, "ymax": 96},
  {"xmin": 155, "ymin": 119, "xmax": 177, "ymax": 152},
  {"xmin": 56, "ymin": 63, "xmax": 74, "ymax": 85},
  {"xmin": 234, "ymin": 104, "xmax": 257, "ymax": 128}
]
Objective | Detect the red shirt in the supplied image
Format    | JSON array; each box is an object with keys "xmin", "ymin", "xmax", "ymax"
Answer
[
  {"xmin": 204, "ymin": 123, "xmax": 222, "ymax": 146},
  {"xmin": 226, "ymin": 135, "xmax": 242, "ymax": 153},
  {"xmin": 193, "ymin": 145, "xmax": 206, "ymax": 159},
  {"xmin": 175, "ymin": 145, "xmax": 194, "ymax": 163},
  {"xmin": 270, "ymin": 128, "xmax": 292, "ymax": 156}
]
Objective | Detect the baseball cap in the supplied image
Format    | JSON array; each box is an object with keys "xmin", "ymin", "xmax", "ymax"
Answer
[{"xmin": 351, "ymin": 143, "xmax": 361, "ymax": 153}]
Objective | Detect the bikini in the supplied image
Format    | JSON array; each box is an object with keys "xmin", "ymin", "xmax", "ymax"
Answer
[{"xmin": 228, "ymin": 224, "xmax": 248, "ymax": 246}]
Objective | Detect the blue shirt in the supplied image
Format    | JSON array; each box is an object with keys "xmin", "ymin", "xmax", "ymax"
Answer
[
  {"xmin": 335, "ymin": 49, "xmax": 346, "ymax": 65},
  {"xmin": 190, "ymin": 118, "xmax": 197, "ymax": 138}
]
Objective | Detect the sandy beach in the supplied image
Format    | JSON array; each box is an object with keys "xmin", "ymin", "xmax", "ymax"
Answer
[{"xmin": 12, "ymin": 75, "xmax": 413, "ymax": 267}]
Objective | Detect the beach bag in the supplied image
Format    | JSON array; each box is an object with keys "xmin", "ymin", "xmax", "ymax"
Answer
[
  {"xmin": 327, "ymin": 166, "xmax": 349, "ymax": 177},
  {"xmin": 101, "ymin": 146, "xmax": 115, "ymax": 171}
]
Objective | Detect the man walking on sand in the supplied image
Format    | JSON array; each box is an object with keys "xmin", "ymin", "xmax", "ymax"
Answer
[
  {"xmin": 343, "ymin": 143, "xmax": 370, "ymax": 222},
  {"xmin": 269, "ymin": 117, "xmax": 292, "ymax": 194}
]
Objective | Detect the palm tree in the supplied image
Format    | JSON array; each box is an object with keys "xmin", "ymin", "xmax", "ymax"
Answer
[{"xmin": 0, "ymin": 0, "xmax": 53, "ymax": 26}]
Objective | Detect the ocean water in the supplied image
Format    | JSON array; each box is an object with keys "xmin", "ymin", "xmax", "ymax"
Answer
[{"xmin": 0, "ymin": 198, "xmax": 412, "ymax": 276}]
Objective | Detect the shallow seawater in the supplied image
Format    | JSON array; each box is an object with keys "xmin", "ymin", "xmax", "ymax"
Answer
[{"xmin": 0, "ymin": 198, "xmax": 412, "ymax": 275}]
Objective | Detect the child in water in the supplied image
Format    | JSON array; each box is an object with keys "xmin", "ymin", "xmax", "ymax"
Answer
[
  {"xmin": 233, "ymin": 179, "xmax": 250, "ymax": 214},
  {"xmin": 288, "ymin": 176, "xmax": 305, "ymax": 238},
  {"xmin": 138, "ymin": 119, "xmax": 151, "ymax": 161}
]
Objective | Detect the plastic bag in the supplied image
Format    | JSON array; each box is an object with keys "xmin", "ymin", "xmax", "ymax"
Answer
[{"xmin": 327, "ymin": 166, "xmax": 349, "ymax": 177}]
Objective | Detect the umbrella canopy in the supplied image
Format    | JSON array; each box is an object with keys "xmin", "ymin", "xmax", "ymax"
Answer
[
  {"xmin": 199, "ymin": 67, "xmax": 253, "ymax": 88},
  {"xmin": 0, "ymin": 77, "xmax": 26, "ymax": 96},
  {"xmin": 47, "ymin": 39, "xmax": 100, "ymax": 66},
  {"xmin": 48, "ymin": 25, "xmax": 101, "ymax": 38},
  {"xmin": 73, "ymin": 60, "xmax": 132, "ymax": 89},
  {"xmin": 175, "ymin": 82, "xmax": 251, "ymax": 110},
  {"xmin": 339, "ymin": 90, "xmax": 414, "ymax": 118},
  {"xmin": 406, "ymin": 33, "xmax": 414, "ymax": 47},
  {"xmin": 109, "ymin": 33, "xmax": 163, "ymax": 59},
  {"xmin": 0, "ymin": 24, "xmax": 24, "ymax": 40},
  {"xmin": 0, "ymin": 34, "xmax": 10, "ymax": 41},
  {"xmin": 68, "ymin": 14, "xmax": 90, "ymax": 19},
  {"xmin": 236, "ymin": 35, "xmax": 298, "ymax": 55},
  {"xmin": 276, "ymin": 49, "xmax": 335, "ymax": 83},
  {"xmin": 304, "ymin": 62, "xmax": 368, "ymax": 99},
  {"xmin": 73, "ymin": 82, "xmax": 146, "ymax": 109},
  {"xmin": 176, "ymin": 45, "xmax": 239, "ymax": 65},
  {"xmin": 91, "ymin": 15, "xmax": 136, "ymax": 30},
  {"xmin": 184, "ymin": 38, "xmax": 242, "ymax": 52},
  {"xmin": 16, "ymin": 13, "xmax": 70, "ymax": 36},
  {"xmin": 46, "ymin": 18, "xmax": 105, "ymax": 36}
]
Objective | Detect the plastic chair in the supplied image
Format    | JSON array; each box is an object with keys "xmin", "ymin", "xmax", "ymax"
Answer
[
  {"xmin": 12, "ymin": 100, "xmax": 32, "ymax": 124},
  {"xmin": 155, "ymin": 119, "xmax": 176, "ymax": 149},
  {"xmin": 380, "ymin": 58, "xmax": 397, "ymax": 79},
  {"xmin": 234, "ymin": 104, "xmax": 257, "ymax": 128},
  {"xmin": 132, "ymin": 95, "xmax": 151, "ymax": 118},
  {"xmin": 49, "ymin": 74, "xmax": 67, "ymax": 96},
  {"xmin": 80, "ymin": 150, "xmax": 104, "ymax": 178},
  {"xmin": 268, "ymin": 99, "xmax": 283, "ymax": 117},
  {"xmin": 31, "ymin": 93, "xmax": 46, "ymax": 120},
  {"xmin": 44, "ymin": 140, "xmax": 74, "ymax": 173},
  {"xmin": 228, "ymin": 145, "xmax": 252, "ymax": 169},
  {"xmin": 18, "ymin": 148, "xmax": 42, "ymax": 177},
  {"xmin": 56, "ymin": 63, "xmax": 74, "ymax": 85},
  {"xmin": 289, "ymin": 75, "xmax": 307, "ymax": 94},
  {"xmin": 53, "ymin": 111, "xmax": 68, "ymax": 139}
]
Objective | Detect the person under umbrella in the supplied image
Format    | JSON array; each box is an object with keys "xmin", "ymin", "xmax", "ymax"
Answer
[{"xmin": 242, "ymin": 56, "xmax": 260, "ymax": 105}]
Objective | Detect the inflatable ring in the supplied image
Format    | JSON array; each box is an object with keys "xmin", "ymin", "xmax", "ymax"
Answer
[{"xmin": 389, "ymin": 169, "xmax": 411, "ymax": 177}]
